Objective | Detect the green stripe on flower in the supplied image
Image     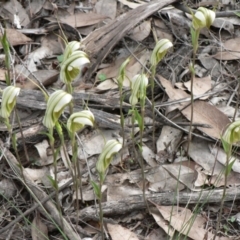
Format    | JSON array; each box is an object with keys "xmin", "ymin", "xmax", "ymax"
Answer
[
  {"xmin": 43, "ymin": 90, "xmax": 72, "ymax": 129},
  {"xmin": 0, "ymin": 86, "xmax": 20, "ymax": 119}
]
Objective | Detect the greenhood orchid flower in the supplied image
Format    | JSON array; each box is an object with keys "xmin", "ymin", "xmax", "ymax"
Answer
[
  {"xmin": 67, "ymin": 110, "xmax": 95, "ymax": 133},
  {"xmin": 129, "ymin": 74, "xmax": 148, "ymax": 106},
  {"xmin": 222, "ymin": 121, "xmax": 240, "ymax": 145},
  {"xmin": 96, "ymin": 139, "xmax": 122, "ymax": 176},
  {"xmin": 62, "ymin": 41, "xmax": 81, "ymax": 63},
  {"xmin": 192, "ymin": 7, "xmax": 215, "ymax": 30},
  {"xmin": 150, "ymin": 39, "xmax": 173, "ymax": 67},
  {"xmin": 60, "ymin": 41, "xmax": 90, "ymax": 84},
  {"xmin": 43, "ymin": 90, "xmax": 72, "ymax": 129},
  {"xmin": 0, "ymin": 86, "xmax": 20, "ymax": 119}
]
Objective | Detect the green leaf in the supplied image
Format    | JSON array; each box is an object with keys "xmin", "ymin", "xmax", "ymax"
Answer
[
  {"xmin": 91, "ymin": 180, "xmax": 101, "ymax": 199},
  {"xmin": 98, "ymin": 73, "xmax": 107, "ymax": 81},
  {"xmin": 57, "ymin": 54, "xmax": 64, "ymax": 63},
  {"xmin": 47, "ymin": 176, "xmax": 58, "ymax": 190},
  {"xmin": 226, "ymin": 158, "xmax": 236, "ymax": 176}
]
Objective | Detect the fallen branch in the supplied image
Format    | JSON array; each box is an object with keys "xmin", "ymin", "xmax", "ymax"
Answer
[
  {"xmin": 77, "ymin": 186, "xmax": 240, "ymax": 221},
  {"xmin": 82, "ymin": 0, "xmax": 179, "ymax": 80}
]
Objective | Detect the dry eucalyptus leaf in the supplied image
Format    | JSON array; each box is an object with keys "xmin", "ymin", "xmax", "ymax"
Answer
[
  {"xmin": 181, "ymin": 101, "xmax": 230, "ymax": 139},
  {"xmin": 128, "ymin": 20, "xmax": 151, "ymax": 41},
  {"xmin": 155, "ymin": 205, "xmax": 229, "ymax": 240},
  {"xmin": 209, "ymin": 145, "xmax": 240, "ymax": 174},
  {"xmin": 213, "ymin": 37, "xmax": 240, "ymax": 60},
  {"xmin": 0, "ymin": 69, "xmax": 7, "ymax": 81},
  {"xmin": 107, "ymin": 223, "xmax": 139, "ymax": 240},
  {"xmin": 95, "ymin": 0, "xmax": 117, "ymax": 21},
  {"xmin": 198, "ymin": 53, "xmax": 225, "ymax": 78},
  {"xmin": 31, "ymin": 213, "xmax": 48, "ymax": 240},
  {"xmin": 212, "ymin": 18, "xmax": 234, "ymax": 35},
  {"xmin": 0, "ymin": 29, "xmax": 32, "ymax": 48},
  {"xmin": 152, "ymin": 18, "xmax": 173, "ymax": 42},
  {"xmin": 162, "ymin": 164, "xmax": 196, "ymax": 190},
  {"xmin": 159, "ymin": 75, "xmax": 190, "ymax": 110},
  {"xmin": 183, "ymin": 75, "xmax": 211, "ymax": 100},
  {"xmin": 183, "ymin": 138, "xmax": 224, "ymax": 175},
  {"xmin": 60, "ymin": 12, "xmax": 108, "ymax": 27},
  {"xmin": 157, "ymin": 125, "xmax": 183, "ymax": 154}
]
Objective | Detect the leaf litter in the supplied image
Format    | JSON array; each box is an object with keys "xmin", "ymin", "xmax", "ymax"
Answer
[{"xmin": 1, "ymin": 0, "xmax": 240, "ymax": 239}]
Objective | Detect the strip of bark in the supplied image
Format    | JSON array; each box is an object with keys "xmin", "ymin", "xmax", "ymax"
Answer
[{"xmin": 77, "ymin": 187, "xmax": 240, "ymax": 221}]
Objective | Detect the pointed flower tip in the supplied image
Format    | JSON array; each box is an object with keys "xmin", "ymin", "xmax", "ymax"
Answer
[{"xmin": 0, "ymin": 86, "xmax": 20, "ymax": 119}]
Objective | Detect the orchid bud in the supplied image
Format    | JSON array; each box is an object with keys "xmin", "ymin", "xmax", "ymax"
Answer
[
  {"xmin": 43, "ymin": 90, "xmax": 72, "ymax": 129},
  {"xmin": 150, "ymin": 39, "xmax": 173, "ymax": 67},
  {"xmin": 129, "ymin": 74, "xmax": 148, "ymax": 106},
  {"xmin": 192, "ymin": 7, "xmax": 215, "ymax": 30},
  {"xmin": 0, "ymin": 86, "xmax": 20, "ymax": 119},
  {"xmin": 118, "ymin": 58, "xmax": 130, "ymax": 84},
  {"xmin": 67, "ymin": 110, "xmax": 95, "ymax": 133},
  {"xmin": 96, "ymin": 139, "xmax": 122, "ymax": 175}
]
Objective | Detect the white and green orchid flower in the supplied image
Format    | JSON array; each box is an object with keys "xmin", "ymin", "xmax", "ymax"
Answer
[
  {"xmin": 62, "ymin": 41, "xmax": 81, "ymax": 63},
  {"xmin": 0, "ymin": 86, "xmax": 20, "ymax": 119},
  {"xmin": 192, "ymin": 7, "xmax": 215, "ymax": 30},
  {"xmin": 67, "ymin": 110, "xmax": 95, "ymax": 133},
  {"xmin": 60, "ymin": 41, "xmax": 90, "ymax": 84},
  {"xmin": 129, "ymin": 74, "xmax": 148, "ymax": 106},
  {"xmin": 150, "ymin": 39, "xmax": 173, "ymax": 67},
  {"xmin": 96, "ymin": 139, "xmax": 122, "ymax": 175},
  {"xmin": 222, "ymin": 121, "xmax": 240, "ymax": 145},
  {"xmin": 43, "ymin": 90, "xmax": 72, "ymax": 129}
]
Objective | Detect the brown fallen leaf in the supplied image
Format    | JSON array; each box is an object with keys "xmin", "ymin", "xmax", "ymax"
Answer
[
  {"xmin": 95, "ymin": 0, "xmax": 117, "ymax": 21},
  {"xmin": 0, "ymin": 69, "xmax": 7, "ymax": 81},
  {"xmin": 0, "ymin": 29, "xmax": 32, "ymax": 48},
  {"xmin": 181, "ymin": 100, "xmax": 230, "ymax": 139},
  {"xmin": 159, "ymin": 75, "xmax": 190, "ymax": 111},
  {"xmin": 212, "ymin": 37, "xmax": 240, "ymax": 60},
  {"xmin": 16, "ymin": 70, "xmax": 59, "ymax": 89},
  {"xmin": 151, "ymin": 204, "xmax": 229, "ymax": 240},
  {"xmin": 107, "ymin": 223, "xmax": 139, "ymax": 240},
  {"xmin": 183, "ymin": 75, "xmax": 211, "ymax": 100},
  {"xmin": 60, "ymin": 12, "xmax": 108, "ymax": 28}
]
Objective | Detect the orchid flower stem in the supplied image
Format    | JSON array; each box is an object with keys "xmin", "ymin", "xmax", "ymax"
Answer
[
  {"xmin": 48, "ymin": 127, "xmax": 62, "ymax": 216},
  {"xmin": 70, "ymin": 132, "xmax": 82, "ymax": 227},
  {"xmin": 6, "ymin": 119, "xmax": 24, "ymax": 178},
  {"xmin": 65, "ymin": 83, "xmax": 73, "ymax": 114},
  {"xmin": 150, "ymin": 67, "xmax": 157, "ymax": 153},
  {"xmin": 98, "ymin": 178, "xmax": 104, "ymax": 240},
  {"xmin": 139, "ymin": 97, "xmax": 150, "ymax": 213},
  {"xmin": 187, "ymin": 28, "xmax": 200, "ymax": 154},
  {"xmin": 119, "ymin": 83, "xmax": 125, "ymax": 165}
]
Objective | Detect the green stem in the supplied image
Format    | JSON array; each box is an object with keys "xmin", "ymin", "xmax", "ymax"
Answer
[
  {"xmin": 187, "ymin": 29, "xmax": 200, "ymax": 154},
  {"xmin": 139, "ymin": 97, "xmax": 150, "ymax": 213},
  {"xmin": 49, "ymin": 127, "xmax": 62, "ymax": 217},
  {"xmin": 150, "ymin": 67, "xmax": 156, "ymax": 153},
  {"xmin": 119, "ymin": 84, "xmax": 125, "ymax": 165},
  {"xmin": 99, "ymin": 176, "xmax": 104, "ymax": 240}
]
